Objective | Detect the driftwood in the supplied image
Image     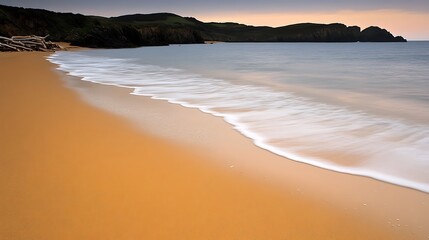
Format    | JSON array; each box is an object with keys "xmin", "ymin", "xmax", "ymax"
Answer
[{"xmin": 0, "ymin": 35, "xmax": 63, "ymax": 52}]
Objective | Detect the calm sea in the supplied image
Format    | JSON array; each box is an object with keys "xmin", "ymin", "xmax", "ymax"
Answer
[{"xmin": 48, "ymin": 42, "xmax": 429, "ymax": 193}]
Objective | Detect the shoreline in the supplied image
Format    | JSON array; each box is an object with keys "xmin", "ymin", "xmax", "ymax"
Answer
[
  {"xmin": 61, "ymin": 56, "xmax": 429, "ymax": 225},
  {"xmin": 1, "ymin": 51, "xmax": 428, "ymax": 239},
  {"xmin": 54, "ymin": 51, "xmax": 429, "ymax": 237},
  {"xmin": 49, "ymin": 43, "xmax": 429, "ymax": 195}
]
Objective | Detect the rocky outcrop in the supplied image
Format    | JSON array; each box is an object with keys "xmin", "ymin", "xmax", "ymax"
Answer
[{"xmin": 359, "ymin": 26, "xmax": 407, "ymax": 42}]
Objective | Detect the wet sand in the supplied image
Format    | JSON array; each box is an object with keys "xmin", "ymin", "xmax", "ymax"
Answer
[{"xmin": 1, "ymin": 52, "xmax": 428, "ymax": 239}]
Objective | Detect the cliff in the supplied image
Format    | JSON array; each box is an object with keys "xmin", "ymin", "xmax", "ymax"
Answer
[
  {"xmin": 0, "ymin": 5, "xmax": 204, "ymax": 48},
  {"xmin": 0, "ymin": 4, "xmax": 406, "ymax": 48}
]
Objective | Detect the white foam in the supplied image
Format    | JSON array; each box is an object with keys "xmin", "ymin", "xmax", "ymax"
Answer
[{"xmin": 47, "ymin": 52, "xmax": 429, "ymax": 193}]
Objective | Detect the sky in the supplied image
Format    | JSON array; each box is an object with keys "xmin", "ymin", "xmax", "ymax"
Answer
[{"xmin": 1, "ymin": 0, "xmax": 428, "ymax": 39}]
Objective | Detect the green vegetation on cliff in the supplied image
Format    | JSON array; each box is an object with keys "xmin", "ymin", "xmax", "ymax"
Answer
[
  {"xmin": 0, "ymin": 5, "xmax": 203, "ymax": 47},
  {"xmin": 0, "ymin": 4, "xmax": 406, "ymax": 48}
]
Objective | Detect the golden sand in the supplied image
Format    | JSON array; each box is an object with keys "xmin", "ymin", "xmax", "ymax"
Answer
[{"xmin": 0, "ymin": 52, "xmax": 427, "ymax": 239}]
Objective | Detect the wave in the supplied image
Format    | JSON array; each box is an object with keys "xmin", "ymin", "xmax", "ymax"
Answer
[{"xmin": 48, "ymin": 51, "xmax": 429, "ymax": 193}]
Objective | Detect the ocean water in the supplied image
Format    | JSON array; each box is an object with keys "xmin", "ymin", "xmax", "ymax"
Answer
[{"xmin": 48, "ymin": 42, "xmax": 429, "ymax": 193}]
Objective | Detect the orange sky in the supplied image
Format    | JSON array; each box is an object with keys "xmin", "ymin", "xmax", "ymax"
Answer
[{"xmin": 195, "ymin": 9, "xmax": 429, "ymax": 40}]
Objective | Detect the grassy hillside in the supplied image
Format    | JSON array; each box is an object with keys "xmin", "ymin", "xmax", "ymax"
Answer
[{"xmin": 0, "ymin": 5, "xmax": 203, "ymax": 48}]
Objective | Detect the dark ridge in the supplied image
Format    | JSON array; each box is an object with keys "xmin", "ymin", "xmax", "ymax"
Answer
[
  {"xmin": 0, "ymin": 4, "xmax": 407, "ymax": 48},
  {"xmin": 111, "ymin": 13, "xmax": 182, "ymax": 23},
  {"xmin": 360, "ymin": 26, "xmax": 407, "ymax": 42}
]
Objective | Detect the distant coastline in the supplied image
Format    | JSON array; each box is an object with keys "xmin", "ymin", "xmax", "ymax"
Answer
[{"xmin": 0, "ymin": 4, "xmax": 406, "ymax": 49}]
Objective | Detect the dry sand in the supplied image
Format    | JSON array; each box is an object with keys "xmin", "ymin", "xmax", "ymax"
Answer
[{"xmin": 1, "ymin": 52, "xmax": 428, "ymax": 239}]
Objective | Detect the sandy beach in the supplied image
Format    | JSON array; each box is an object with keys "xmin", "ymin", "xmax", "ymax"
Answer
[{"xmin": 1, "ymin": 51, "xmax": 429, "ymax": 239}]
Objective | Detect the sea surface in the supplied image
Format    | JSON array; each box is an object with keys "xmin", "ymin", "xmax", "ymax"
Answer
[{"xmin": 48, "ymin": 42, "xmax": 429, "ymax": 193}]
